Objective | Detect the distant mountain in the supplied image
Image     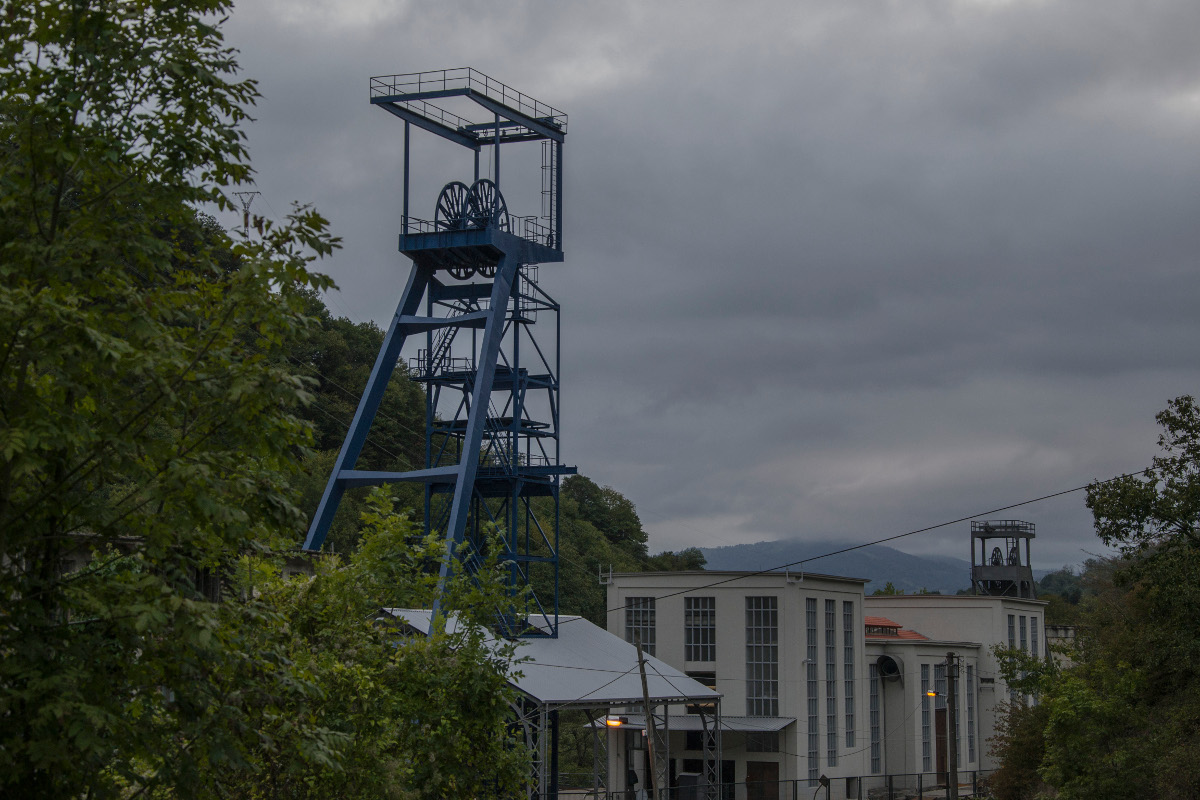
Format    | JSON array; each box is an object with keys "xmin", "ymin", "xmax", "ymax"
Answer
[{"xmin": 699, "ymin": 539, "xmax": 1021, "ymax": 595}]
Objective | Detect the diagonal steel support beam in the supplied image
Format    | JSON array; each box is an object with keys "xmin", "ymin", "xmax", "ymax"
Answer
[
  {"xmin": 303, "ymin": 263, "xmax": 431, "ymax": 551},
  {"xmin": 431, "ymin": 253, "xmax": 520, "ymax": 623}
]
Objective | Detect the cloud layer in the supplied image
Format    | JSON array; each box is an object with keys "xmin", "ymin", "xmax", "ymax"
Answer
[{"xmin": 223, "ymin": 0, "xmax": 1200, "ymax": 568}]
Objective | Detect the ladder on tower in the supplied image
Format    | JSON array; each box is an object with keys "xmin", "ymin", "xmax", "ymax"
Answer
[{"xmin": 541, "ymin": 141, "xmax": 558, "ymax": 249}]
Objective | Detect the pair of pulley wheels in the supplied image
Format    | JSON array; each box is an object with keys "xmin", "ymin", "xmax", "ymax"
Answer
[{"xmin": 434, "ymin": 178, "xmax": 510, "ymax": 280}]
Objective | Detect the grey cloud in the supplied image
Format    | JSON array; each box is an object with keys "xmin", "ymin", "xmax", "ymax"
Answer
[{"xmin": 223, "ymin": 0, "xmax": 1200, "ymax": 571}]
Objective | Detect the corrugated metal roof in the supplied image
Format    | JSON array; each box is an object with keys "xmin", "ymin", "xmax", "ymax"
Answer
[{"xmin": 382, "ymin": 609, "xmax": 722, "ymax": 707}]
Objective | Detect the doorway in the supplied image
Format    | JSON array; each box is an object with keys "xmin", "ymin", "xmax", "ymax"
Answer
[
  {"xmin": 935, "ymin": 708, "xmax": 947, "ymax": 779},
  {"xmin": 746, "ymin": 761, "xmax": 779, "ymax": 800}
]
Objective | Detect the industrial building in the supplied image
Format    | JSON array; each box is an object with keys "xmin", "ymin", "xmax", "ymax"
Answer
[{"xmin": 605, "ymin": 564, "xmax": 1046, "ymax": 799}]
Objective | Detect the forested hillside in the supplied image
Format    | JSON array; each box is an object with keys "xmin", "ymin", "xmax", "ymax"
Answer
[{"xmin": 288, "ymin": 293, "xmax": 704, "ymax": 623}]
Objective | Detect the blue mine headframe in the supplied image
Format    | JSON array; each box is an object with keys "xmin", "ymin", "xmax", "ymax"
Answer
[{"xmin": 303, "ymin": 68, "xmax": 573, "ymax": 637}]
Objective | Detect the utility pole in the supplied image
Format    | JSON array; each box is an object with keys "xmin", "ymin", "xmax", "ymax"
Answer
[
  {"xmin": 637, "ymin": 638, "xmax": 665, "ymax": 800},
  {"xmin": 946, "ymin": 651, "xmax": 960, "ymax": 800},
  {"xmin": 233, "ymin": 190, "xmax": 260, "ymax": 236}
]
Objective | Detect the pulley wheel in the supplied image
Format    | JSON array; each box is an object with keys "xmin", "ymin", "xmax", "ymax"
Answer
[
  {"xmin": 467, "ymin": 178, "xmax": 510, "ymax": 232},
  {"xmin": 434, "ymin": 181, "xmax": 472, "ymax": 230}
]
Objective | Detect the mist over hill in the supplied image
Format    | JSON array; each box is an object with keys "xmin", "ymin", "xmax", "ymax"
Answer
[{"xmin": 699, "ymin": 539, "xmax": 1023, "ymax": 595}]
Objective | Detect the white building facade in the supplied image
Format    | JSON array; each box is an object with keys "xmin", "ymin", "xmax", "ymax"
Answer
[
  {"xmin": 607, "ymin": 571, "xmax": 871, "ymax": 798},
  {"xmin": 606, "ymin": 572, "xmax": 1046, "ymax": 799}
]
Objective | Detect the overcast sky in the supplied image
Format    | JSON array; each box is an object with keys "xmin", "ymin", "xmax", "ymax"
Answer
[{"xmin": 221, "ymin": 0, "xmax": 1200, "ymax": 569}]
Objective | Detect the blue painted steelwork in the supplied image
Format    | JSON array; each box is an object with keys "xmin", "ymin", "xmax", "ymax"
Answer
[{"xmin": 305, "ymin": 69, "xmax": 571, "ymax": 637}]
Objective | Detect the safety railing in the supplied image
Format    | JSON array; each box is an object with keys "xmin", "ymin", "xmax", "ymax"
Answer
[
  {"xmin": 518, "ymin": 215, "xmax": 556, "ymax": 249},
  {"xmin": 556, "ymin": 770, "xmax": 995, "ymax": 800},
  {"xmin": 369, "ymin": 67, "xmax": 567, "ymax": 132},
  {"xmin": 400, "ymin": 214, "xmax": 557, "ymax": 250}
]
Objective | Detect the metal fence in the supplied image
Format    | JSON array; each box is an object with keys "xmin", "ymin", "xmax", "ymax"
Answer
[{"xmin": 557, "ymin": 771, "xmax": 995, "ymax": 800}]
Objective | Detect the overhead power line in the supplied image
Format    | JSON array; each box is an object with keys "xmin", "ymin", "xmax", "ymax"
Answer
[{"xmin": 578, "ymin": 466, "xmax": 1151, "ymax": 623}]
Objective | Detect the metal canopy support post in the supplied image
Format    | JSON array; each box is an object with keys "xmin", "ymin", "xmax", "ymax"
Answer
[
  {"xmin": 651, "ymin": 704, "xmax": 670, "ymax": 800},
  {"xmin": 514, "ymin": 696, "xmax": 551, "ymax": 800},
  {"xmin": 700, "ymin": 701, "xmax": 721, "ymax": 800},
  {"xmin": 590, "ymin": 708, "xmax": 609, "ymax": 800}
]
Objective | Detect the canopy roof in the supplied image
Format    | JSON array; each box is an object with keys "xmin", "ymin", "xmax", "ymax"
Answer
[
  {"xmin": 382, "ymin": 609, "xmax": 721, "ymax": 708},
  {"xmin": 596, "ymin": 714, "xmax": 795, "ymax": 733}
]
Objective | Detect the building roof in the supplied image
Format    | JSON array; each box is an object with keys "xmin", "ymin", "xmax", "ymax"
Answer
[
  {"xmin": 864, "ymin": 593, "xmax": 1046, "ymax": 607},
  {"xmin": 382, "ymin": 609, "xmax": 721, "ymax": 708},
  {"xmin": 596, "ymin": 714, "xmax": 795, "ymax": 733},
  {"xmin": 864, "ymin": 615, "xmax": 929, "ymax": 640},
  {"xmin": 609, "ymin": 570, "xmax": 870, "ymax": 585},
  {"xmin": 865, "ymin": 615, "xmax": 901, "ymax": 628}
]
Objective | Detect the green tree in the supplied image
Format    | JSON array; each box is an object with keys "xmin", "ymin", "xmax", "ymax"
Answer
[
  {"xmin": 988, "ymin": 699, "xmax": 1051, "ymax": 800},
  {"xmin": 222, "ymin": 490, "xmax": 528, "ymax": 800},
  {"xmin": 992, "ymin": 397, "xmax": 1200, "ymax": 800},
  {"xmin": 0, "ymin": 1, "xmax": 351, "ymax": 795},
  {"xmin": 871, "ymin": 581, "xmax": 904, "ymax": 595},
  {"xmin": 563, "ymin": 474, "xmax": 649, "ymax": 557},
  {"xmin": 1086, "ymin": 396, "xmax": 1200, "ymax": 694},
  {"xmin": 1036, "ymin": 566, "xmax": 1083, "ymax": 604},
  {"xmin": 647, "ymin": 546, "xmax": 707, "ymax": 571}
]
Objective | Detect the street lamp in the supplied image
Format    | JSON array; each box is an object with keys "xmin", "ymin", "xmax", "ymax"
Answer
[{"xmin": 926, "ymin": 653, "xmax": 961, "ymax": 800}]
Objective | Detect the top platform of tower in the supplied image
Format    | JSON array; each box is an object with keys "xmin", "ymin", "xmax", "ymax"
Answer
[
  {"xmin": 369, "ymin": 68, "xmax": 567, "ymax": 148},
  {"xmin": 971, "ymin": 519, "xmax": 1036, "ymax": 540}
]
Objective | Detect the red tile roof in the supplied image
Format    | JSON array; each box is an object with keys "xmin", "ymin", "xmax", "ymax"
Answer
[
  {"xmin": 865, "ymin": 616, "xmax": 901, "ymax": 628},
  {"xmin": 864, "ymin": 616, "xmax": 929, "ymax": 640},
  {"xmin": 893, "ymin": 629, "xmax": 930, "ymax": 640}
]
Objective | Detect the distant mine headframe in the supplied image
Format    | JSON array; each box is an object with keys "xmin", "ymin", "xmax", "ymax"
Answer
[
  {"xmin": 970, "ymin": 520, "xmax": 1036, "ymax": 599},
  {"xmin": 304, "ymin": 68, "xmax": 573, "ymax": 637}
]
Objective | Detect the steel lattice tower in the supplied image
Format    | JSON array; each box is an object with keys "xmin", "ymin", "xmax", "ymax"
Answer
[{"xmin": 304, "ymin": 68, "xmax": 572, "ymax": 636}]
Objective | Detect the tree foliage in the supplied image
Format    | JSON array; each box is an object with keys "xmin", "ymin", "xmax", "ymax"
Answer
[
  {"xmin": 221, "ymin": 491, "xmax": 528, "ymax": 800},
  {"xmin": 563, "ymin": 475, "xmax": 650, "ymax": 557},
  {"xmin": 0, "ymin": 1, "xmax": 526, "ymax": 797},
  {"xmin": 990, "ymin": 396, "xmax": 1200, "ymax": 800}
]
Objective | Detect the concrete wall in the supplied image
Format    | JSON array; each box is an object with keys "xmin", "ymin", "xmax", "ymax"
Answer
[
  {"xmin": 864, "ymin": 594, "xmax": 1046, "ymax": 771},
  {"xmin": 608, "ymin": 571, "xmax": 871, "ymax": 797}
]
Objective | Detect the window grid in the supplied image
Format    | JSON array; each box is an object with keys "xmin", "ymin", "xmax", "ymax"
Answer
[
  {"xmin": 825, "ymin": 599, "xmax": 838, "ymax": 766},
  {"xmin": 869, "ymin": 663, "xmax": 881, "ymax": 773},
  {"xmin": 843, "ymin": 600, "xmax": 855, "ymax": 748},
  {"xmin": 954, "ymin": 665, "xmax": 963, "ymax": 768},
  {"xmin": 1031, "ymin": 617, "xmax": 1040, "ymax": 659},
  {"xmin": 625, "ymin": 597, "xmax": 655, "ymax": 655},
  {"xmin": 966, "ymin": 664, "xmax": 976, "ymax": 762},
  {"xmin": 1007, "ymin": 613, "xmax": 1017, "ymax": 699},
  {"xmin": 1020, "ymin": 615, "xmax": 1028, "ymax": 651},
  {"xmin": 806, "ymin": 597, "xmax": 819, "ymax": 783},
  {"xmin": 685, "ymin": 597, "xmax": 716, "ymax": 661},
  {"xmin": 745, "ymin": 597, "xmax": 778, "ymax": 716},
  {"xmin": 921, "ymin": 664, "xmax": 931, "ymax": 772},
  {"xmin": 934, "ymin": 663, "xmax": 946, "ymax": 710},
  {"xmin": 746, "ymin": 732, "xmax": 779, "ymax": 753}
]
